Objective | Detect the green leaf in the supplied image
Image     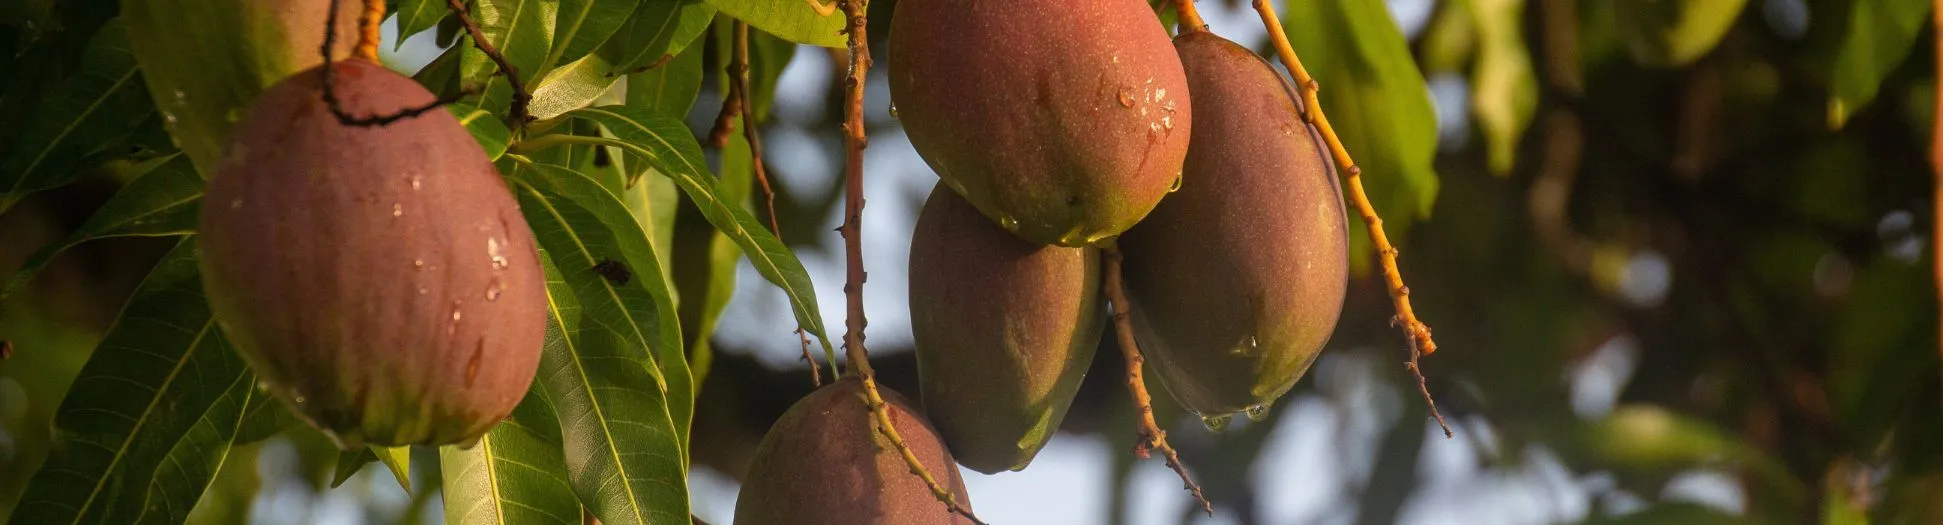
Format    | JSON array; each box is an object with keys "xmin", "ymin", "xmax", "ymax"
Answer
[
  {"xmin": 568, "ymin": 105, "xmax": 836, "ymax": 366},
  {"xmin": 506, "ymin": 162, "xmax": 690, "ymax": 442},
  {"xmin": 531, "ymin": 250, "xmax": 690, "ymax": 525},
  {"xmin": 1612, "ymin": 0, "xmax": 1750, "ymax": 67},
  {"xmin": 3, "ymin": 154, "xmax": 202, "ymax": 301},
  {"xmin": 454, "ymin": 103, "xmax": 514, "ymax": 160},
  {"xmin": 546, "ymin": 0, "xmax": 638, "ymax": 74},
  {"xmin": 1828, "ymin": 0, "xmax": 1932, "ymax": 128},
  {"xmin": 529, "ymin": 53, "xmax": 626, "ymax": 121},
  {"xmin": 1281, "ymin": 0, "xmax": 1440, "ymax": 274},
  {"xmin": 232, "ymin": 389, "xmax": 297, "ymax": 445},
  {"xmin": 463, "ymin": 0, "xmax": 558, "ymax": 119},
  {"xmin": 672, "ymin": 124, "xmax": 755, "ymax": 388},
  {"xmin": 131, "ymin": 379, "xmax": 257, "ymax": 524},
  {"xmin": 705, "ymin": 0, "xmax": 843, "ymax": 48},
  {"xmin": 598, "ymin": 0, "xmax": 716, "ymax": 75},
  {"xmin": 1468, "ymin": 0, "xmax": 1537, "ymax": 176},
  {"xmin": 439, "ymin": 385, "xmax": 581, "ymax": 525},
  {"xmin": 8, "ymin": 239, "xmax": 253, "ymax": 525},
  {"xmin": 0, "ymin": 18, "xmax": 151, "ymax": 213},
  {"xmin": 624, "ymin": 40, "xmax": 705, "ymax": 117},
  {"xmin": 331, "ymin": 445, "xmax": 412, "ymax": 492},
  {"xmin": 395, "ymin": 0, "xmax": 450, "ymax": 49}
]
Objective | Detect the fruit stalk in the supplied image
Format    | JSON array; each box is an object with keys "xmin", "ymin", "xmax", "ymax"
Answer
[
  {"xmin": 1103, "ymin": 246, "xmax": 1212, "ymax": 516},
  {"xmin": 1250, "ymin": 0, "xmax": 1451, "ymax": 437},
  {"xmin": 357, "ymin": 0, "xmax": 383, "ymax": 61},
  {"xmin": 1173, "ymin": 0, "xmax": 1207, "ymax": 32},
  {"xmin": 835, "ymin": 1, "xmax": 982, "ymax": 522}
]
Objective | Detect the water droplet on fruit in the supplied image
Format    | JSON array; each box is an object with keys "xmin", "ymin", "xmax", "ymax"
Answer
[
  {"xmin": 1161, "ymin": 116, "xmax": 1173, "ymax": 130},
  {"xmin": 452, "ymin": 308, "xmax": 463, "ymax": 321},
  {"xmin": 1155, "ymin": 88, "xmax": 1167, "ymax": 101},
  {"xmin": 998, "ymin": 215, "xmax": 1019, "ymax": 231},
  {"xmin": 229, "ymin": 198, "xmax": 244, "ymax": 209},
  {"xmin": 1117, "ymin": 90, "xmax": 1135, "ymax": 107},
  {"xmin": 1201, "ymin": 414, "xmax": 1232, "ymax": 432},
  {"xmin": 1244, "ymin": 403, "xmax": 1271, "ymax": 421},
  {"xmin": 410, "ymin": 176, "xmax": 422, "ymax": 190},
  {"xmin": 417, "ymin": 287, "xmax": 428, "ymax": 295},
  {"xmin": 391, "ymin": 203, "xmax": 402, "ymax": 217},
  {"xmin": 487, "ymin": 237, "xmax": 509, "ymax": 270},
  {"xmin": 888, "ymin": 103, "xmax": 899, "ymax": 118},
  {"xmin": 413, "ymin": 259, "xmax": 425, "ymax": 269},
  {"xmin": 485, "ymin": 279, "xmax": 503, "ymax": 301},
  {"xmin": 1168, "ymin": 175, "xmax": 1183, "ymax": 193},
  {"xmin": 162, "ymin": 112, "xmax": 178, "ymax": 125}
]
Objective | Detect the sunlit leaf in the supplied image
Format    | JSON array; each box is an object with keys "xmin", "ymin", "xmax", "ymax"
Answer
[
  {"xmin": 1828, "ymin": 0, "xmax": 1932, "ymax": 128},
  {"xmin": 1612, "ymin": 0, "xmax": 1750, "ymax": 67},
  {"xmin": 624, "ymin": 40, "xmax": 704, "ymax": 117},
  {"xmin": 706, "ymin": 0, "xmax": 843, "ymax": 48},
  {"xmin": 546, "ymin": 0, "xmax": 637, "ymax": 74},
  {"xmin": 394, "ymin": 0, "xmax": 449, "ymax": 48},
  {"xmin": 2, "ymin": 155, "xmax": 201, "ymax": 301},
  {"xmin": 672, "ymin": 124, "xmax": 754, "ymax": 387},
  {"xmin": 439, "ymin": 383, "xmax": 580, "ymax": 525},
  {"xmin": 568, "ymin": 105, "xmax": 836, "ymax": 365},
  {"xmin": 506, "ymin": 162, "xmax": 690, "ymax": 441},
  {"xmin": 598, "ymin": 0, "xmax": 715, "ymax": 75},
  {"xmin": 331, "ymin": 445, "xmax": 412, "ymax": 492},
  {"xmin": 531, "ymin": 251, "xmax": 689, "ymax": 525},
  {"xmin": 1281, "ymin": 0, "xmax": 1440, "ymax": 274},
  {"xmin": 462, "ymin": 0, "xmax": 558, "ymax": 119},
  {"xmin": 454, "ymin": 103, "xmax": 514, "ymax": 160},
  {"xmin": 529, "ymin": 53, "xmax": 625, "ymax": 121},
  {"xmin": 8, "ymin": 239, "xmax": 253, "ymax": 525},
  {"xmin": 1468, "ymin": 0, "xmax": 1537, "ymax": 175},
  {"xmin": 0, "ymin": 19, "xmax": 151, "ymax": 213},
  {"xmin": 131, "ymin": 379, "xmax": 256, "ymax": 524}
]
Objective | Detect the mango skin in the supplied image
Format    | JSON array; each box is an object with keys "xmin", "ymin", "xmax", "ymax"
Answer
[
  {"xmin": 734, "ymin": 379, "xmax": 974, "ymax": 525},
  {"xmin": 198, "ymin": 59, "xmax": 548, "ymax": 447},
  {"xmin": 909, "ymin": 184, "xmax": 1102, "ymax": 474},
  {"xmin": 1117, "ymin": 32, "xmax": 1348, "ymax": 417},
  {"xmin": 888, "ymin": 0, "xmax": 1191, "ymax": 247}
]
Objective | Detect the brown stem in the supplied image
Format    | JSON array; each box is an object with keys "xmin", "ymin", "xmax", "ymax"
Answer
[
  {"xmin": 1102, "ymin": 247, "xmax": 1213, "ymax": 516},
  {"xmin": 445, "ymin": 0, "xmax": 530, "ymax": 125},
  {"xmin": 1173, "ymin": 0, "xmax": 1208, "ymax": 33},
  {"xmin": 1251, "ymin": 0, "xmax": 1450, "ymax": 438},
  {"xmin": 315, "ymin": 0, "xmax": 517, "ymax": 127},
  {"xmin": 727, "ymin": 21, "xmax": 822, "ymax": 387},
  {"xmin": 834, "ymin": 1, "xmax": 981, "ymax": 522}
]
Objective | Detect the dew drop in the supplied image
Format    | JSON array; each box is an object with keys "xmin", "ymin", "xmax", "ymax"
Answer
[
  {"xmin": 417, "ymin": 287, "xmax": 428, "ymax": 295},
  {"xmin": 1168, "ymin": 174, "xmax": 1184, "ymax": 193},
  {"xmin": 1244, "ymin": 403, "xmax": 1272, "ymax": 422},
  {"xmin": 998, "ymin": 216, "xmax": 1020, "ymax": 232},
  {"xmin": 452, "ymin": 309, "xmax": 463, "ymax": 321},
  {"xmin": 171, "ymin": 89, "xmax": 187, "ymax": 105},
  {"xmin": 391, "ymin": 203, "xmax": 403, "ymax": 217},
  {"xmin": 410, "ymin": 176, "xmax": 423, "ymax": 190},
  {"xmin": 1161, "ymin": 116, "xmax": 1173, "ymax": 130},
  {"xmin": 162, "ymin": 112, "xmax": 178, "ymax": 125},
  {"xmin": 487, "ymin": 237, "xmax": 509, "ymax": 270},
  {"xmin": 485, "ymin": 279, "xmax": 503, "ymax": 301},
  {"xmin": 888, "ymin": 103, "xmax": 900, "ymax": 119},
  {"xmin": 1117, "ymin": 90, "xmax": 1136, "ymax": 107},
  {"xmin": 1155, "ymin": 88, "xmax": 1167, "ymax": 101},
  {"xmin": 1201, "ymin": 414, "xmax": 1233, "ymax": 432},
  {"xmin": 413, "ymin": 259, "xmax": 425, "ymax": 269}
]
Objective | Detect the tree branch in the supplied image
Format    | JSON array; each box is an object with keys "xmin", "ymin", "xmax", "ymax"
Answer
[{"xmin": 1102, "ymin": 247, "xmax": 1212, "ymax": 516}]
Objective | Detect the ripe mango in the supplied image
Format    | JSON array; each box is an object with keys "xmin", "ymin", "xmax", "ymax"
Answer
[
  {"xmin": 734, "ymin": 379, "xmax": 974, "ymax": 525},
  {"xmin": 909, "ymin": 184, "xmax": 1102, "ymax": 473},
  {"xmin": 198, "ymin": 59, "xmax": 547, "ymax": 447},
  {"xmin": 888, "ymin": 0, "xmax": 1191, "ymax": 247},
  {"xmin": 1117, "ymin": 32, "xmax": 1348, "ymax": 418}
]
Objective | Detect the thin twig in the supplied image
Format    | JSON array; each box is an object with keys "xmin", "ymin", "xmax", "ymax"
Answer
[
  {"xmin": 727, "ymin": 20, "xmax": 822, "ymax": 388},
  {"xmin": 444, "ymin": 0, "xmax": 530, "ymax": 125},
  {"xmin": 834, "ymin": 1, "xmax": 981, "ymax": 523},
  {"xmin": 1102, "ymin": 247, "xmax": 1212, "ymax": 516},
  {"xmin": 1173, "ymin": 0, "xmax": 1208, "ymax": 33},
  {"xmin": 1251, "ymin": 0, "xmax": 1450, "ymax": 437},
  {"xmin": 316, "ymin": 0, "xmax": 495, "ymax": 127}
]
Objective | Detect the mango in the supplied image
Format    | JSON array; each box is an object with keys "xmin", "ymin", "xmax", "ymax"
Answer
[
  {"xmin": 887, "ymin": 0, "xmax": 1192, "ymax": 247},
  {"xmin": 1117, "ymin": 32, "xmax": 1348, "ymax": 418},
  {"xmin": 734, "ymin": 379, "xmax": 974, "ymax": 524},
  {"xmin": 909, "ymin": 183, "xmax": 1102, "ymax": 473}
]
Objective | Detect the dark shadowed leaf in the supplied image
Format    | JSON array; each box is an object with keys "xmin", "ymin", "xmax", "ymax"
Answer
[
  {"xmin": 705, "ymin": 0, "xmax": 844, "ymax": 48},
  {"xmin": 530, "ymin": 251, "xmax": 689, "ymax": 525},
  {"xmin": 598, "ymin": 0, "xmax": 715, "ymax": 75},
  {"xmin": 1828, "ymin": 0, "xmax": 1932, "ymax": 127},
  {"xmin": 439, "ymin": 381, "xmax": 580, "ymax": 525},
  {"xmin": 1281, "ymin": 0, "xmax": 1440, "ymax": 274},
  {"xmin": 0, "ymin": 18, "xmax": 151, "ymax": 213},
  {"xmin": 394, "ymin": 0, "xmax": 449, "ymax": 48},
  {"xmin": 7, "ymin": 239, "xmax": 253, "ymax": 525},
  {"xmin": 2, "ymin": 154, "xmax": 202, "ymax": 301},
  {"xmin": 131, "ymin": 378, "xmax": 256, "ymax": 524},
  {"xmin": 1611, "ymin": 0, "xmax": 1750, "ymax": 67},
  {"xmin": 506, "ymin": 162, "xmax": 689, "ymax": 442}
]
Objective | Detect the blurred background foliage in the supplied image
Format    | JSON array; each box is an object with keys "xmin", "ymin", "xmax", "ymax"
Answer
[{"xmin": 0, "ymin": 0, "xmax": 1939, "ymax": 523}]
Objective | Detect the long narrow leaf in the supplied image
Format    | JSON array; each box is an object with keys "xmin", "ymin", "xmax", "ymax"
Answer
[
  {"xmin": 439, "ymin": 384, "xmax": 580, "ymax": 525},
  {"xmin": 567, "ymin": 106, "xmax": 835, "ymax": 364},
  {"xmin": 8, "ymin": 239, "xmax": 252, "ymax": 525},
  {"xmin": 132, "ymin": 377, "xmax": 256, "ymax": 524},
  {"xmin": 463, "ymin": 0, "xmax": 558, "ymax": 118},
  {"xmin": 3, "ymin": 154, "xmax": 202, "ymax": 301},
  {"xmin": 546, "ymin": 0, "xmax": 637, "ymax": 74},
  {"xmin": 596, "ymin": 0, "xmax": 714, "ymax": 75},
  {"xmin": 532, "ymin": 252, "xmax": 689, "ymax": 525},
  {"xmin": 0, "ymin": 18, "xmax": 151, "ymax": 212}
]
